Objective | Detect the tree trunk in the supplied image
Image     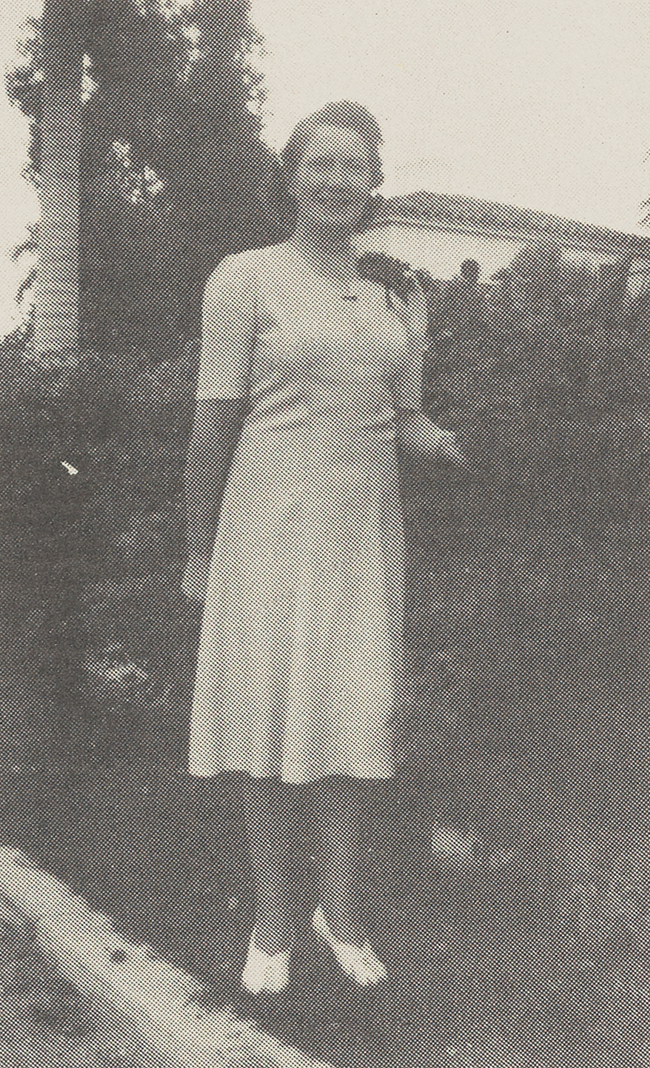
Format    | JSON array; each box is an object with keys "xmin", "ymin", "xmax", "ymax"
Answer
[{"xmin": 35, "ymin": 0, "xmax": 84, "ymax": 357}]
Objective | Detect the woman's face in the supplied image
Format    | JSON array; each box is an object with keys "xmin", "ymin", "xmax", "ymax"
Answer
[{"xmin": 288, "ymin": 124, "xmax": 377, "ymax": 233}]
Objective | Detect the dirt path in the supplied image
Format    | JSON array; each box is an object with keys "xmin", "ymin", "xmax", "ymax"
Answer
[{"xmin": 0, "ymin": 894, "xmax": 169, "ymax": 1068}]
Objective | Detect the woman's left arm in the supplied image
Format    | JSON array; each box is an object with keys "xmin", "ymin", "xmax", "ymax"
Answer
[
  {"xmin": 397, "ymin": 408, "xmax": 466, "ymax": 465},
  {"xmin": 388, "ymin": 273, "xmax": 467, "ymax": 467}
]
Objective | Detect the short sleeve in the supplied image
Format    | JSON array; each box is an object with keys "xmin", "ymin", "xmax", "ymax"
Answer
[
  {"xmin": 396, "ymin": 335, "xmax": 427, "ymax": 410},
  {"xmin": 195, "ymin": 253, "xmax": 256, "ymax": 400}
]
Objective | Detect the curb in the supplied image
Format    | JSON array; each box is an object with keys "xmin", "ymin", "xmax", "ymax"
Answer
[{"xmin": 0, "ymin": 845, "xmax": 333, "ymax": 1068}]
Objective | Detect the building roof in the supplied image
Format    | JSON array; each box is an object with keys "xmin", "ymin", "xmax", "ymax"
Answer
[{"xmin": 377, "ymin": 190, "xmax": 650, "ymax": 261}]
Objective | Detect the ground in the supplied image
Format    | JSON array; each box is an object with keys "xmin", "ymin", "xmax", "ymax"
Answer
[
  {"xmin": 1, "ymin": 746, "xmax": 649, "ymax": 1067},
  {"xmin": 0, "ymin": 894, "xmax": 163, "ymax": 1068}
]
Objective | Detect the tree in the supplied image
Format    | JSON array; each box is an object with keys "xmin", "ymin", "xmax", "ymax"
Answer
[
  {"xmin": 8, "ymin": 0, "xmax": 278, "ymax": 355},
  {"xmin": 34, "ymin": 1, "xmax": 86, "ymax": 357}
]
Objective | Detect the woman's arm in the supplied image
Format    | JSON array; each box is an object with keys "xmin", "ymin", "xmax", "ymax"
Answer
[
  {"xmin": 184, "ymin": 397, "xmax": 247, "ymax": 555},
  {"xmin": 385, "ymin": 273, "xmax": 468, "ymax": 467},
  {"xmin": 182, "ymin": 253, "xmax": 255, "ymax": 600},
  {"xmin": 397, "ymin": 408, "xmax": 466, "ymax": 466},
  {"xmin": 182, "ymin": 398, "xmax": 247, "ymax": 600}
]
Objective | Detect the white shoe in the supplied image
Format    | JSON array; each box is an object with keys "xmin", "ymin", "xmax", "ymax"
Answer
[
  {"xmin": 241, "ymin": 930, "xmax": 292, "ymax": 995},
  {"xmin": 312, "ymin": 905, "xmax": 387, "ymax": 986}
]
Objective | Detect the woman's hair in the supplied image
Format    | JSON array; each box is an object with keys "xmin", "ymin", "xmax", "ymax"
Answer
[{"xmin": 266, "ymin": 101, "xmax": 385, "ymax": 235}]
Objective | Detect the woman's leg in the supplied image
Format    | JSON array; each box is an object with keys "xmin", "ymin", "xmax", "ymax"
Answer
[
  {"xmin": 241, "ymin": 775, "xmax": 299, "ymax": 954},
  {"xmin": 310, "ymin": 775, "xmax": 388, "ymax": 984},
  {"xmin": 311, "ymin": 775, "xmax": 367, "ymax": 944}
]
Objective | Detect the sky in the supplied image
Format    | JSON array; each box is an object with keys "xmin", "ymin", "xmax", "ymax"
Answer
[
  {"xmin": 252, "ymin": 0, "xmax": 650, "ymax": 229},
  {"xmin": 1, "ymin": 0, "xmax": 650, "ymax": 333}
]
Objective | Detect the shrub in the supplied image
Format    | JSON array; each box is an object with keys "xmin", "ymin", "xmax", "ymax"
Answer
[{"xmin": 2, "ymin": 307, "xmax": 649, "ymax": 763}]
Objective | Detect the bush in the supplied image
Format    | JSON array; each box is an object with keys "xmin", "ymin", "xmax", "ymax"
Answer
[
  {"xmin": 1, "ymin": 342, "xmax": 200, "ymax": 762},
  {"xmin": 2, "ymin": 313, "xmax": 649, "ymax": 765},
  {"xmin": 404, "ymin": 319, "xmax": 650, "ymax": 753}
]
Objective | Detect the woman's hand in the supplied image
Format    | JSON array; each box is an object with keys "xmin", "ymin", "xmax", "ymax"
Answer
[
  {"xmin": 399, "ymin": 410, "xmax": 467, "ymax": 466},
  {"xmin": 427, "ymin": 424, "xmax": 467, "ymax": 467},
  {"xmin": 386, "ymin": 270, "xmax": 429, "ymax": 342},
  {"xmin": 182, "ymin": 551, "xmax": 212, "ymax": 603}
]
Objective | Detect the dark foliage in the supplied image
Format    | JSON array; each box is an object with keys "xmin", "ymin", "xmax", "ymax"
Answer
[
  {"xmin": 2, "ymin": 294, "xmax": 648, "ymax": 767},
  {"xmin": 356, "ymin": 251, "xmax": 420, "ymax": 303},
  {"xmin": 7, "ymin": 0, "xmax": 280, "ymax": 356}
]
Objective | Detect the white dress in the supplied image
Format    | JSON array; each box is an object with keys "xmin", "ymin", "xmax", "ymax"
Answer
[{"xmin": 188, "ymin": 242, "xmax": 424, "ymax": 784}]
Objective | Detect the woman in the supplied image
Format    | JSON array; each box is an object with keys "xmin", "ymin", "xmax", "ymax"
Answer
[{"xmin": 182, "ymin": 101, "xmax": 465, "ymax": 995}]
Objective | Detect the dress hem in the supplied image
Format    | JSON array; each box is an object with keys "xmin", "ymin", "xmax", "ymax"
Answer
[{"xmin": 187, "ymin": 766, "xmax": 395, "ymax": 785}]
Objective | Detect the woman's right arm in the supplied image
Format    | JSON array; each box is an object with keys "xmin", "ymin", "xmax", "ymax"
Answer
[
  {"xmin": 184, "ymin": 397, "xmax": 247, "ymax": 553},
  {"xmin": 182, "ymin": 254, "xmax": 255, "ymax": 601}
]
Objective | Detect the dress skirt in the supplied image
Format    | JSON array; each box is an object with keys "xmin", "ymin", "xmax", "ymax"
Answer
[{"xmin": 188, "ymin": 422, "xmax": 406, "ymax": 784}]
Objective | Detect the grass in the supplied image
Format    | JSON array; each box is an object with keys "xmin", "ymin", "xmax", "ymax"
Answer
[{"xmin": 1, "ymin": 758, "xmax": 649, "ymax": 1067}]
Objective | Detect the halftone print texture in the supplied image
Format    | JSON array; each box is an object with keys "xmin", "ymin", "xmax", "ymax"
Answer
[
  {"xmin": 2, "ymin": 12, "xmax": 650, "ymax": 1068},
  {"xmin": 188, "ymin": 241, "xmax": 413, "ymax": 785}
]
